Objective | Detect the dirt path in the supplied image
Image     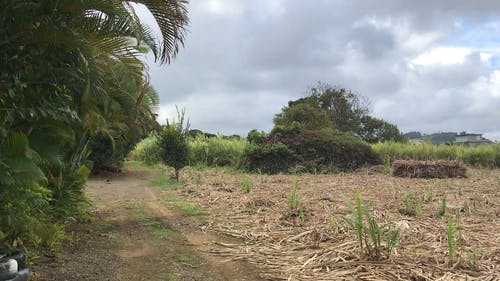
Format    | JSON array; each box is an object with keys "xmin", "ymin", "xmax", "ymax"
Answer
[{"xmin": 31, "ymin": 168, "xmax": 263, "ymax": 281}]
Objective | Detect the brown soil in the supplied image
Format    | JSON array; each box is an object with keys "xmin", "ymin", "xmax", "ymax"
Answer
[{"xmin": 31, "ymin": 168, "xmax": 263, "ymax": 281}]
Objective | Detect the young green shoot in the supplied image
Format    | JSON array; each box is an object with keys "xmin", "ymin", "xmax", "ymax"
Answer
[
  {"xmin": 240, "ymin": 177, "xmax": 252, "ymax": 193},
  {"xmin": 287, "ymin": 178, "xmax": 305, "ymax": 221},
  {"xmin": 343, "ymin": 189, "xmax": 401, "ymax": 260},
  {"xmin": 447, "ymin": 218, "xmax": 457, "ymax": 266},
  {"xmin": 437, "ymin": 197, "xmax": 447, "ymax": 219}
]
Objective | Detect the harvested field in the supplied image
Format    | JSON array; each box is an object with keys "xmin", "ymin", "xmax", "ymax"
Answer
[
  {"xmin": 173, "ymin": 167, "xmax": 500, "ymax": 280},
  {"xmin": 392, "ymin": 160, "xmax": 467, "ymax": 178}
]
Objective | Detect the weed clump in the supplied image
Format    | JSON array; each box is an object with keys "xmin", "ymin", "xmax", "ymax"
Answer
[
  {"xmin": 343, "ymin": 190, "xmax": 401, "ymax": 260},
  {"xmin": 437, "ymin": 198, "xmax": 447, "ymax": 219},
  {"xmin": 285, "ymin": 179, "xmax": 305, "ymax": 223},
  {"xmin": 239, "ymin": 177, "xmax": 252, "ymax": 193},
  {"xmin": 399, "ymin": 193, "xmax": 423, "ymax": 217}
]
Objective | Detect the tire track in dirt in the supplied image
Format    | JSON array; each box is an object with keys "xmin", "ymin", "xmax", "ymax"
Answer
[{"xmin": 32, "ymin": 169, "xmax": 263, "ymax": 281}]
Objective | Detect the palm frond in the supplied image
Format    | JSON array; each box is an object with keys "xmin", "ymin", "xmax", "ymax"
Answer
[{"xmin": 126, "ymin": 0, "xmax": 189, "ymax": 64}]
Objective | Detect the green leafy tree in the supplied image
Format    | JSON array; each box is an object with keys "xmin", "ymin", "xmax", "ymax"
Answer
[
  {"xmin": 275, "ymin": 82, "xmax": 402, "ymax": 143},
  {"xmin": 357, "ymin": 116, "xmax": 404, "ymax": 143},
  {"xmin": 159, "ymin": 109, "xmax": 190, "ymax": 182},
  {"xmin": 274, "ymin": 102, "xmax": 333, "ymax": 131},
  {"xmin": 308, "ymin": 83, "xmax": 369, "ymax": 133}
]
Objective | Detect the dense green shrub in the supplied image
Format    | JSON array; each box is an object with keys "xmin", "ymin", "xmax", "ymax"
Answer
[
  {"xmin": 244, "ymin": 142, "xmax": 294, "ymax": 174},
  {"xmin": 372, "ymin": 142, "xmax": 500, "ymax": 168},
  {"xmin": 188, "ymin": 135, "xmax": 247, "ymax": 168},
  {"xmin": 0, "ymin": 132, "xmax": 89, "ymax": 251},
  {"xmin": 245, "ymin": 128, "xmax": 380, "ymax": 174}
]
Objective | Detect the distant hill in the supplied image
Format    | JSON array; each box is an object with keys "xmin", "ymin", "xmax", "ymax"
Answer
[
  {"xmin": 403, "ymin": 131, "xmax": 422, "ymax": 139},
  {"xmin": 424, "ymin": 132, "xmax": 457, "ymax": 145},
  {"xmin": 404, "ymin": 132, "xmax": 457, "ymax": 145},
  {"xmin": 404, "ymin": 131, "xmax": 495, "ymax": 145}
]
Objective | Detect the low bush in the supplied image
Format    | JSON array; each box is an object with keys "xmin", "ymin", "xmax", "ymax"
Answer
[
  {"xmin": 245, "ymin": 128, "xmax": 380, "ymax": 174},
  {"xmin": 244, "ymin": 142, "xmax": 294, "ymax": 174},
  {"xmin": 159, "ymin": 121, "xmax": 189, "ymax": 182}
]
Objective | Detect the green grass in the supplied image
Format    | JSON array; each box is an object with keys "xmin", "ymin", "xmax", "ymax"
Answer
[
  {"xmin": 124, "ymin": 160, "xmax": 181, "ymax": 190},
  {"xmin": 130, "ymin": 209, "xmax": 154, "ymax": 221},
  {"xmin": 129, "ymin": 133, "xmax": 161, "ymax": 165},
  {"xmin": 177, "ymin": 201, "xmax": 204, "ymax": 215},
  {"xmin": 125, "ymin": 160, "xmax": 151, "ymax": 170},
  {"xmin": 125, "ymin": 200, "xmax": 155, "ymax": 222},
  {"xmin": 152, "ymin": 170, "xmax": 183, "ymax": 190},
  {"xmin": 163, "ymin": 195, "xmax": 204, "ymax": 216},
  {"xmin": 151, "ymin": 228, "xmax": 174, "ymax": 239}
]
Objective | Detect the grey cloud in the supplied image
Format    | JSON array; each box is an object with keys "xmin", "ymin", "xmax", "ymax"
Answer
[
  {"xmin": 349, "ymin": 24, "xmax": 396, "ymax": 60},
  {"xmin": 139, "ymin": 1, "xmax": 500, "ymax": 139}
]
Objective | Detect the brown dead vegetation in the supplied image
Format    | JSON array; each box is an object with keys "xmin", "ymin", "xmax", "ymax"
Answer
[
  {"xmin": 392, "ymin": 160, "xmax": 467, "ymax": 179},
  {"xmin": 174, "ymin": 167, "xmax": 500, "ymax": 280}
]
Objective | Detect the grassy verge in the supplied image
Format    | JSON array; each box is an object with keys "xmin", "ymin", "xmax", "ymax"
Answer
[{"xmin": 163, "ymin": 196, "xmax": 204, "ymax": 216}]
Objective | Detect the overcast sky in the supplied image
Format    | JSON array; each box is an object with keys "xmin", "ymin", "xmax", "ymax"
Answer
[{"xmin": 139, "ymin": 0, "xmax": 500, "ymax": 140}]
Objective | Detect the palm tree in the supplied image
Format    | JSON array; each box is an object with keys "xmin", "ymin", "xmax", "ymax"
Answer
[{"xmin": 0, "ymin": 0, "xmax": 189, "ymax": 247}]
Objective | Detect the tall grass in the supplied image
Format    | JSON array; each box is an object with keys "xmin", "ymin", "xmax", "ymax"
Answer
[
  {"xmin": 372, "ymin": 142, "xmax": 500, "ymax": 168},
  {"xmin": 130, "ymin": 133, "xmax": 248, "ymax": 169},
  {"xmin": 188, "ymin": 135, "xmax": 247, "ymax": 168},
  {"xmin": 129, "ymin": 133, "xmax": 161, "ymax": 165}
]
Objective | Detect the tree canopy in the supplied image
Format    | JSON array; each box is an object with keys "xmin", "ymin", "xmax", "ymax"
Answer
[
  {"xmin": 274, "ymin": 83, "xmax": 403, "ymax": 143},
  {"xmin": 0, "ymin": 0, "xmax": 189, "ymax": 250}
]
